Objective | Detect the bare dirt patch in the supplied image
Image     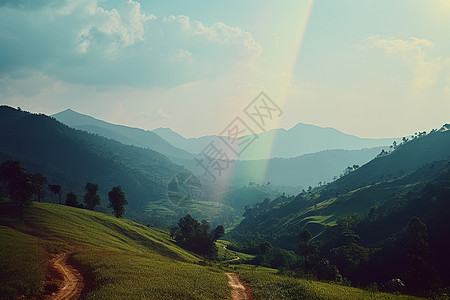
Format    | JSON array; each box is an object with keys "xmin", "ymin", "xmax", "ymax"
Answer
[
  {"xmin": 43, "ymin": 253, "xmax": 84, "ymax": 300},
  {"xmin": 226, "ymin": 272, "xmax": 254, "ymax": 300}
]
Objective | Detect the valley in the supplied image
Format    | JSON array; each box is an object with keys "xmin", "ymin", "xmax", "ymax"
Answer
[
  {"xmin": 1, "ymin": 106, "xmax": 448, "ymax": 299},
  {"xmin": 2, "ymin": 1, "xmax": 449, "ymax": 298}
]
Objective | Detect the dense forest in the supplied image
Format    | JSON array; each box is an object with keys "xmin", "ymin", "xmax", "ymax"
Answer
[{"xmin": 226, "ymin": 127, "xmax": 450, "ymax": 296}]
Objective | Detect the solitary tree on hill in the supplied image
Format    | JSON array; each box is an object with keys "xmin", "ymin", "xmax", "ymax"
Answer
[
  {"xmin": 108, "ymin": 186, "xmax": 128, "ymax": 218},
  {"xmin": 30, "ymin": 173, "xmax": 47, "ymax": 202},
  {"xmin": 48, "ymin": 184, "xmax": 62, "ymax": 204},
  {"xmin": 84, "ymin": 182, "xmax": 101, "ymax": 210},
  {"xmin": 65, "ymin": 192, "xmax": 78, "ymax": 207}
]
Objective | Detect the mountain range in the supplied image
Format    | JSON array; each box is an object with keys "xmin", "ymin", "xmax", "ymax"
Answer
[
  {"xmin": 53, "ymin": 109, "xmax": 193, "ymax": 160},
  {"xmin": 153, "ymin": 123, "xmax": 395, "ymax": 160},
  {"xmin": 54, "ymin": 108, "xmax": 395, "ymax": 161},
  {"xmin": 53, "ymin": 109, "xmax": 391, "ymax": 188}
]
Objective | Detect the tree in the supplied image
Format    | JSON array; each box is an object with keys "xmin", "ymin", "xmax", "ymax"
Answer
[
  {"xmin": 174, "ymin": 214, "xmax": 220, "ymax": 258},
  {"xmin": 212, "ymin": 225, "xmax": 225, "ymax": 241},
  {"xmin": 405, "ymin": 217, "xmax": 428, "ymax": 264},
  {"xmin": 108, "ymin": 186, "xmax": 128, "ymax": 218},
  {"xmin": 169, "ymin": 226, "xmax": 179, "ymax": 239},
  {"xmin": 259, "ymin": 241, "xmax": 271, "ymax": 255},
  {"xmin": 403, "ymin": 217, "xmax": 437, "ymax": 294},
  {"xmin": 84, "ymin": 182, "xmax": 101, "ymax": 210},
  {"xmin": 65, "ymin": 192, "xmax": 78, "ymax": 207},
  {"xmin": 0, "ymin": 160, "xmax": 34, "ymax": 216},
  {"xmin": 299, "ymin": 229, "xmax": 318, "ymax": 277},
  {"xmin": 30, "ymin": 173, "xmax": 47, "ymax": 202},
  {"xmin": 344, "ymin": 166, "xmax": 354, "ymax": 175},
  {"xmin": 48, "ymin": 184, "xmax": 62, "ymax": 204}
]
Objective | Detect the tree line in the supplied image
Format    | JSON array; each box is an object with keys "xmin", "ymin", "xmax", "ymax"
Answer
[
  {"xmin": 0, "ymin": 160, "xmax": 128, "ymax": 218},
  {"xmin": 170, "ymin": 214, "xmax": 224, "ymax": 258}
]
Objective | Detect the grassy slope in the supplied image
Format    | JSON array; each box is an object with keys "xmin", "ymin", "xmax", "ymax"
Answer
[
  {"xmin": 281, "ymin": 159, "xmax": 450, "ymax": 238},
  {"xmin": 232, "ymin": 158, "xmax": 450, "ymax": 251},
  {"xmin": 0, "ymin": 200, "xmax": 423, "ymax": 299},
  {"xmin": 240, "ymin": 271, "xmax": 420, "ymax": 300},
  {"xmin": 0, "ymin": 200, "xmax": 229, "ymax": 299},
  {"xmin": 216, "ymin": 240, "xmax": 255, "ymax": 262},
  {"xmin": 0, "ymin": 226, "xmax": 47, "ymax": 298}
]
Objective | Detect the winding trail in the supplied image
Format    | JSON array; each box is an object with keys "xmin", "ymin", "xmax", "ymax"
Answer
[
  {"xmin": 45, "ymin": 253, "xmax": 84, "ymax": 300},
  {"xmin": 222, "ymin": 245, "xmax": 241, "ymax": 263},
  {"xmin": 226, "ymin": 273, "xmax": 253, "ymax": 300}
]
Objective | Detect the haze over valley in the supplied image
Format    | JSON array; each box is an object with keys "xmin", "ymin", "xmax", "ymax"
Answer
[{"xmin": 1, "ymin": 1, "xmax": 450, "ymax": 299}]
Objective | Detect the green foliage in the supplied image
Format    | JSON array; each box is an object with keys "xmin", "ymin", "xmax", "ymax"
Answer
[
  {"xmin": 48, "ymin": 184, "xmax": 62, "ymax": 204},
  {"xmin": 248, "ymin": 242, "xmax": 299, "ymax": 270},
  {"xmin": 65, "ymin": 191, "xmax": 79, "ymax": 207},
  {"xmin": 213, "ymin": 225, "xmax": 225, "ymax": 241},
  {"xmin": 405, "ymin": 217, "xmax": 428, "ymax": 264},
  {"xmin": 402, "ymin": 217, "xmax": 439, "ymax": 295},
  {"xmin": 84, "ymin": 182, "xmax": 101, "ymax": 210},
  {"xmin": 29, "ymin": 173, "xmax": 47, "ymax": 202},
  {"xmin": 299, "ymin": 229, "xmax": 318, "ymax": 276},
  {"xmin": 172, "ymin": 214, "xmax": 220, "ymax": 258},
  {"xmin": 0, "ymin": 161, "xmax": 37, "ymax": 215},
  {"xmin": 107, "ymin": 186, "xmax": 128, "ymax": 218}
]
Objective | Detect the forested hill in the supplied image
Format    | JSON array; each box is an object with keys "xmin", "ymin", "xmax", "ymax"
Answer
[
  {"xmin": 0, "ymin": 106, "xmax": 185, "ymax": 212},
  {"xmin": 53, "ymin": 108, "xmax": 194, "ymax": 159},
  {"xmin": 230, "ymin": 127, "xmax": 450, "ymax": 250},
  {"xmin": 320, "ymin": 128, "xmax": 450, "ymax": 198}
]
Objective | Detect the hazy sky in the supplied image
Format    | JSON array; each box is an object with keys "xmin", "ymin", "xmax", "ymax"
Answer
[{"xmin": 1, "ymin": 0, "xmax": 449, "ymax": 138}]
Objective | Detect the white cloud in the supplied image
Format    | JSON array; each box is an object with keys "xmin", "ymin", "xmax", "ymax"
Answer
[
  {"xmin": 360, "ymin": 35, "xmax": 443, "ymax": 92},
  {"xmin": 0, "ymin": 0, "xmax": 261, "ymax": 87},
  {"xmin": 167, "ymin": 49, "xmax": 193, "ymax": 63},
  {"xmin": 362, "ymin": 35, "xmax": 433, "ymax": 54}
]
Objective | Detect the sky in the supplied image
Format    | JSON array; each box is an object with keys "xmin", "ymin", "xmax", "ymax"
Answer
[{"xmin": 1, "ymin": 0, "xmax": 450, "ymax": 138}]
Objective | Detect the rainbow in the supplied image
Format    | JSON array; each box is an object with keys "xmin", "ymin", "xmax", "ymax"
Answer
[{"xmin": 216, "ymin": 1, "xmax": 315, "ymax": 195}]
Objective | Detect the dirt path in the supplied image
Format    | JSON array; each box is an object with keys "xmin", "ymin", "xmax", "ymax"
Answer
[
  {"xmin": 226, "ymin": 273, "xmax": 253, "ymax": 300},
  {"xmin": 44, "ymin": 253, "xmax": 84, "ymax": 300},
  {"xmin": 222, "ymin": 245, "xmax": 241, "ymax": 263}
]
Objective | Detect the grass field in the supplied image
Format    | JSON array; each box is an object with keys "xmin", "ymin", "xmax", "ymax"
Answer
[
  {"xmin": 0, "ymin": 226, "xmax": 47, "ymax": 298},
  {"xmin": 239, "ymin": 270, "xmax": 421, "ymax": 300},
  {"xmin": 216, "ymin": 240, "xmax": 255, "ymax": 262},
  {"xmin": 0, "ymin": 200, "xmax": 230, "ymax": 299},
  {"xmin": 0, "ymin": 199, "xmax": 425, "ymax": 299}
]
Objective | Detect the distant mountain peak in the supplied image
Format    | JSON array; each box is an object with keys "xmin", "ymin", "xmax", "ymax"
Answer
[{"xmin": 55, "ymin": 108, "xmax": 77, "ymax": 114}]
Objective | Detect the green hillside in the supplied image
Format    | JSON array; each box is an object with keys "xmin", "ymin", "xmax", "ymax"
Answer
[
  {"xmin": 0, "ymin": 106, "xmax": 184, "ymax": 210},
  {"xmin": 227, "ymin": 128, "xmax": 450, "ymax": 294},
  {"xmin": 0, "ymin": 200, "xmax": 425, "ymax": 299},
  {"xmin": 230, "ymin": 129, "xmax": 450, "ymax": 249},
  {"xmin": 239, "ymin": 270, "xmax": 419, "ymax": 300},
  {"xmin": 0, "ymin": 106, "xmax": 238, "ymax": 228},
  {"xmin": 0, "ymin": 199, "xmax": 229, "ymax": 299}
]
